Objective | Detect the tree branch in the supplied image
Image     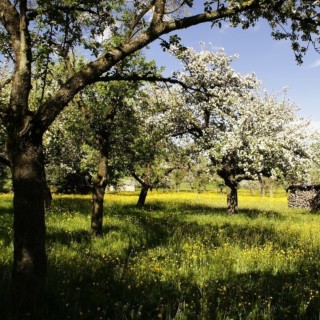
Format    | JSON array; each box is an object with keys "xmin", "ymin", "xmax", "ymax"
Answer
[
  {"xmin": 54, "ymin": 5, "xmax": 98, "ymax": 15},
  {"xmin": 0, "ymin": 76, "xmax": 12, "ymax": 91},
  {"xmin": 151, "ymin": 0, "xmax": 165, "ymax": 26},
  {"xmin": 0, "ymin": 0, "xmax": 20, "ymax": 44},
  {"xmin": 129, "ymin": 1, "xmax": 156, "ymax": 33},
  {"xmin": 98, "ymin": 73, "xmax": 190, "ymax": 89},
  {"xmin": 164, "ymin": 0, "xmax": 258, "ymax": 33},
  {"xmin": 33, "ymin": 0, "xmax": 258, "ymax": 134},
  {"xmin": 131, "ymin": 171, "xmax": 151, "ymax": 188},
  {"xmin": 27, "ymin": 4, "xmax": 99, "ymax": 20}
]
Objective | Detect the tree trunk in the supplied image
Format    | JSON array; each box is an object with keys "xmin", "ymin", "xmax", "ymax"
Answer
[
  {"xmin": 220, "ymin": 173, "xmax": 238, "ymax": 214},
  {"xmin": 225, "ymin": 181, "xmax": 238, "ymax": 214},
  {"xmin": 269, "ymin": 185, "xmax": 274, "ymax": 198},
  {"xmin": 136, "ymin": 185, "xmax": 149, "ymax": 208},
  {"xmin": 8, "ymin": 133, "xmax": 48, "ymax": 318},
  {"xmin": 260, "ymin": 178, "xmax": 266, "ymax": 197},
  {"xmin": 218, "ymin": 170, "xmax": 238, "ymax": 214},
  {"xmin": 91, "ymin": 153, "xmax": 108, "ymax": 236}
]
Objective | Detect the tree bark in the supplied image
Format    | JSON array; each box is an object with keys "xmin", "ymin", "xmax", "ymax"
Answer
[
  {"xmin": 218, "ymin": 170, "xmax": 238, "ymax": 214},
  {"xmin": 8, "ymin": 132, "xmax": 47, "ymax": 318},
  {"xmin": 136, "ymin": 185, "xmax": 150, "ymax": 208},
  {"xmin": 133, "ymin": 162, "xmax": 152, "ymax": 208},
  {"xmin": 225, "ymin": 179, "xmax": 238, "ymax": 214},
  {"xmin": 91, "ymin": 152, "xmax": 108, "ymax": 236}
]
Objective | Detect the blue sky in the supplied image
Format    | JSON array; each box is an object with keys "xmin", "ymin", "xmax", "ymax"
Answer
[{"xmin": 144, "ymin": 19, "xmax": 320, "ymax": 128}]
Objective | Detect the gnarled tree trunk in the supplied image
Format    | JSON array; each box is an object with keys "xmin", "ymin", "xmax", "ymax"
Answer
[
  {"xmin": 218, "ymin": 169, "xmax": 238, "ymax": 214},
  {"xmin": 225, "ymin": 178, "xmax": 238, "ymax": 214}
]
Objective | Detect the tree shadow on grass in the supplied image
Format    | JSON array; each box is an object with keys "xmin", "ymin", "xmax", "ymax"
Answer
[
  {"xmin": 0, "ymin": 199, "xmax": 314, "ymax": 319},
  {"xmin": 46, "ymin": 207, "xmax": 289, "ymax": 254},
  {"xmin": 97, "ymin": 203, "xmax": 295, "ymax": 250},
  {"xmin": 50, "ymin": 197, "xmax": 91, "ymax": 215},
  {"xmin": 0, "ymin": 210, "xmax": 13, "ymax": 246},
  {"xmin": 46, "ymin": 227, "xmax": 92, "ymax": 246},
  {"xmin": 202, "ymin": 267, "xmax": 320, "ymax": 319},
  {"xmin": 0, "ymin": 207, "xmax": 12, "ymax": 216},
  {"xmin": 129, "ymin": 200, "xmax": 285, "ymax": 221},
  {"xmin": 50, "ymin": 195, "xmax": 285, "ymax": 222},
  {"xmin": 1, "ymin": 223, "xmax": 318, "ymax": 319},
  {"xmin": 24, "ymin": 247, "xmax": 320, "ymax": 320},
  {"xmin": 0, "ymin": 263, "xmax": 11, "ymax": 320}
]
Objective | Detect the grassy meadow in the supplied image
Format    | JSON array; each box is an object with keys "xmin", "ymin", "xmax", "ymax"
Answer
[{"xmin": 1, "ymin": 191, "xmax": 320, "ymax": 319}]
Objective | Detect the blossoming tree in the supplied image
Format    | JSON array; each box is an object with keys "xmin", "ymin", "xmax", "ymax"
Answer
[
  {"xmin": 171, "ymin": 46, "xmax": 313, "ymax": 213},
  {"xmin": 209, "ymin": 91, "xmax": 313, "ymax": 213}
]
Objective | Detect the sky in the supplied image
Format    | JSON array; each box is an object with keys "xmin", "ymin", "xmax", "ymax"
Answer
[{"xmin": 144, "ymin": 19, "xmax": 320, "ymax": 129}]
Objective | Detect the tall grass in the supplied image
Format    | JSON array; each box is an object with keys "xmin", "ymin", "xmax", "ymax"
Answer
[{"xmin": 1, "ymin": 191, "xmax": 320, "ymax": 319}]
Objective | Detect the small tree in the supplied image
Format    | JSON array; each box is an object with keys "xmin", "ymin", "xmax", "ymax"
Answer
[
  {"xmin": 82, "ymin": 80, "xmax": 141, "ymax": 235},
  {"xmin": 208, "ymin": 91, "xmax": 312, "ymax": 213},
  {"xmin": 126, "ymin": 84, "xmax": 186, "ymax": 206}
]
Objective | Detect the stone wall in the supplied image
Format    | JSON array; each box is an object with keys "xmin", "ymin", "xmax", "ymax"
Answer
[{"xmin": 288, "ymin": 185, "xmax": 320, "ymax": 211}]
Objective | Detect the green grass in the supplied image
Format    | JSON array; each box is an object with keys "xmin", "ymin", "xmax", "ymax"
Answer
[{"xmin": 1, "ymin": 191, "xmax": 320, "ymax": 319}]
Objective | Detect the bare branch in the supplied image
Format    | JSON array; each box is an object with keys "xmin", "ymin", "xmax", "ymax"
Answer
[{"xmin": 163, "ymin": 0, "xmax": 258, "ymax": 31}]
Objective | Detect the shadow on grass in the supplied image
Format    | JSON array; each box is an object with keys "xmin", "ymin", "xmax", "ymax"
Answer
[
  {"xmin": 47, "ymin": 201, "xmax": 296, "ymax": 252},
  {"xmin": 201, "ymin": 268, "xmax": 320, "ymax": 319},
  {"xmin": 0, "ymin": 199, "xmax": 317, "ymax": 319},
  {"xmin": 0, "ymin": 207, "xmax": 12, "ymax": 216},
  {"xmin": 131, "ymin": 200, "xmax": 285, "ymax": 220},
  {"xmin": 20, "ymin": 250, "xmax": 320, "ymax": 319},
  {"xmin": 2, "ymin": 249, "xmax": 320, "ymax": 319},
  {"xmin": 50, "ymin": 195, "xmax": 286, "ymax": 221},
  {"xmin": 46, "ymin": 227, "xmax": 92, "ymax": 246},
  {"xmin": 50, "ymin": 197, "xmax": 91, "ymax": 215}
]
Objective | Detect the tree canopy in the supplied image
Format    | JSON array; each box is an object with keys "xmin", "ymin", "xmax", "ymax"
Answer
[{"xmin": 153, "ymin": 45, "xmax": 315, "ymax": 212}]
